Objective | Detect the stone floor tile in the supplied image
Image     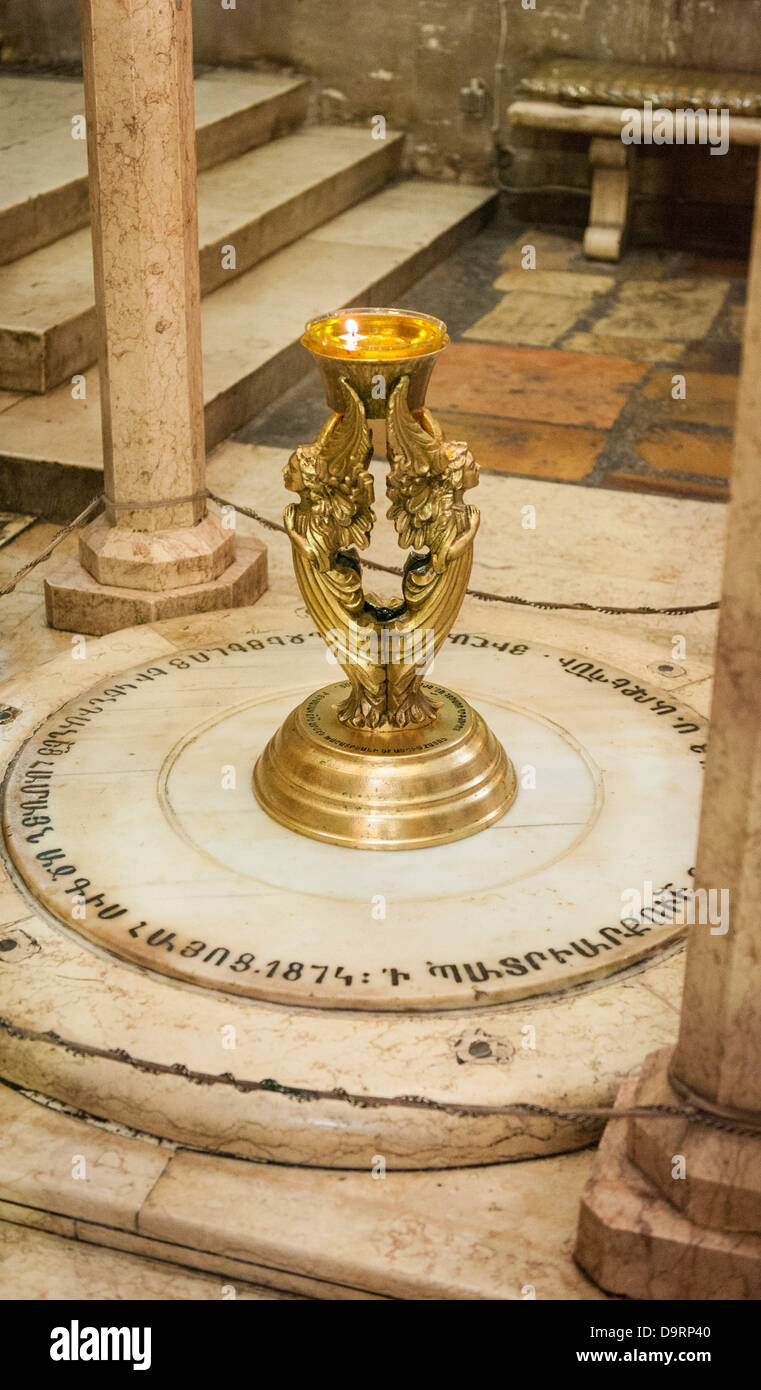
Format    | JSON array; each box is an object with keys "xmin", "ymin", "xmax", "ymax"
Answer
[
  {"xmin": 435, "ymin": 411, "xmax": 604, "ymax": 480},
  {"xmin": 0, "ymin": 1220, "xmax": 291, "ymax": 1300},
  {"xmin": 640, "ymin": 369, "xmax": 738, "ymax": 428},
  {"xmin": 564, "ymin": 332, "xmax": 685, "ymax": 363},
  {"xmin": 498, "ymin": 228, "xmax": 581, "ymax": 271},
  {"xmin": 0, "ymin": 512, "xmax": 35, "ymax": 548},
  {"xmin": 634, "ymin": 425, "xmax": 734, "ymax": 479},
  {"xmin": 492, "ymin": 269, "xmax": 614, "ymax": 298},
  {"xmin": 613, "ymin": 250, "xmax": 672, "ymax": 280},
  {"xmin": 680, "ymin": 340, "xmax": 742, "ymax": 374},
  {"xmin": 592, "ymin": 277, "xmax": 730, "ymax": 343},
  {"xmin": 0, "ymin": 1084, "xmax": 169, "ymax": 1232},
  {"xmin": 428, "ymin": 343, "xmax": 648, "ymax": 430},
  {"xmin": 464, "ymin": 290, "xmax": 590, "ymax": 347}
]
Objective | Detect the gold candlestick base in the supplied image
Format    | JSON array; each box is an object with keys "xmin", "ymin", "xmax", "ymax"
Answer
[
  {"xmin": 253, "ymin": 307, "xmax": 517, "ymax": 851},
  {"xmin": 254, "ymin": 680, "xmax": 516, "ymax": 851}
]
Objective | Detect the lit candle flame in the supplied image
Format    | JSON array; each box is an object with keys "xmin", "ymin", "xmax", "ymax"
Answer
[{"xmin": 343, "ymin": 316, "xmax": 359, "ymax": 350}]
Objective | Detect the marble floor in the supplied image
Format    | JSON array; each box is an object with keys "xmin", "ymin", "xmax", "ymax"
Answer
[
  {"xmin": 0, "ymin": 1219, "xmax": 301, "ymax": 1301},
  {"xmin": 0, "ymin": 443, "xmax": 726, "ymax": 1298},
  {"xmin": 239, "ymin": 212, "xmax": 744, "ymax": 503},
  {"xmin": 0, "ymin": 223, "xmax": 736, "ymax": 1301}
]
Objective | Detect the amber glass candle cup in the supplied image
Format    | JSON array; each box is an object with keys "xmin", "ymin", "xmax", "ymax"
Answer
[{"xmin": 302, "ymin": 306, "xmax": 450, "ymax": 417}]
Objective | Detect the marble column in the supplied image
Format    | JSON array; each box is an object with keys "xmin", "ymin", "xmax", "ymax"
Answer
[
  {"xmin": 45, "ymin": 0, "xmax": 266, "ymax": 635},
  {"xmin": 575, "ymin": 165, "xmax": 761, "ymax": 1299}
]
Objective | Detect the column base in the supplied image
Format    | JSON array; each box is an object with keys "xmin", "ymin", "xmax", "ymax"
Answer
[
  {"xmin": 629, "ymin": 1048, "xmax": 761, "ymax": 1233},
  {"xmin": 44, "ymin": 536, "xmax": 268, "ymax": 635},
  {"xmin": 574, "ymin": 1075, "xmax": 761, "ymax": 1299},
  {"xmin": 80, "ymin": 513, "xmax": 235, "ymax": 590}
]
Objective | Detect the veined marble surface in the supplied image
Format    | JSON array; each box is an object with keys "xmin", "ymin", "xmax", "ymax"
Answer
[
  {"xmin": 0, "ymin": 606, "xmax": 699, "ymax": 1168},
  {"xmin": 3, "ymin": 632, "xmax": 703, "ymax": 1011},
  {"xmin": 0, "ymin": 446, "xmax": 721, "ymax": 1168}
]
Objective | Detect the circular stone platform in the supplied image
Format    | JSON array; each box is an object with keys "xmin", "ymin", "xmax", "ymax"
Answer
[
  {"xmin": 2, "ymin": 632, "xmax": 703, "ymax": 1010},
  {"xmin": 0, "ymin": 623, "xmax": 706, "ymax": 1167}
]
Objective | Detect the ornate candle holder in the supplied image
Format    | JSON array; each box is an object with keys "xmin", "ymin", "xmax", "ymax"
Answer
[{"xmin": 253, "ymin": 307, "xmax": 517, "ymax": 849}]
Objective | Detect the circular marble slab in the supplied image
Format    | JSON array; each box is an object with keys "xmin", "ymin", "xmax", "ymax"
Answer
[{"xmin": 2, "ymin": 630, "xmax": 705, "ymax": 1011}]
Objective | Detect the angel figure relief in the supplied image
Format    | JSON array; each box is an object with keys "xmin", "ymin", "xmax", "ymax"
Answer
[
  {"xmin": 385, "ymin": 376, "xmax": 480, "ymax": 727},
  {"xmin": 283, "ymin": 374, "xmax": 480, "ymax": 731}
]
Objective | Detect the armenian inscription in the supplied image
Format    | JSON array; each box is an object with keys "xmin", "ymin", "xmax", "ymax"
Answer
[{"xmin": 1, "ymin": 633, "xmax": 705, "ymax": 1010}]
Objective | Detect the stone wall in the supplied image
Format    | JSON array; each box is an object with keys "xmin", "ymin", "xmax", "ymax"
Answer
[{"xmin": 3, "ymin": 0, "xmax": 760, "ymax": 246}]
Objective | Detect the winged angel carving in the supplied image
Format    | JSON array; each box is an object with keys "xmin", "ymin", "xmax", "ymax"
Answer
[{"xmin": 284, "ymin": 375, "xmax": 480, "ymax": 730}]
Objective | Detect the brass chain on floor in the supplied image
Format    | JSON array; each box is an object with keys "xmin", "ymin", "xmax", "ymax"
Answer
[
  {"xmin": 376, "ymin": 1098, "xmax": 761, "ymax": 1142},
  {"xmin": 2, "ymin": 1017, "xmax": 759, "ymax": 1140},
  {"xmin": 208, "ymin": 491, "xmax": 719, "ymax": 616},
  {"xmin": 0, "ymin": 489, "xmax": 719, "ymax": 616},
  {"xmin": 0, "ymin": 496, "xmax": 101, "ymax": 598}
]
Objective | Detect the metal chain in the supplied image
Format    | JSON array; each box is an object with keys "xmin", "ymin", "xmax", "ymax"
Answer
[
  {"xmin": 1, "ymin": 1015, "xmax": 759, "ymax": 1139},
  {"xmin": 0, "ymin": 495, "xmax": 102, "ymax": 598},
  {"xmin": 0, "ymin": 489, "xmax": 719, "ymax": 617},
  {"xmin": 206, "ymin": 490, "xmax": 720, "ymax": 616}
]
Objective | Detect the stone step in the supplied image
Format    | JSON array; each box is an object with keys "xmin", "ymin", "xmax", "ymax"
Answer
[
  {"xmin": 0, "ymin": 127, "xmax": 404, "ymax": 394},
  {"xmin": 0, "ymin": 180, "xmax": 496, "ymax": 522},
  {"xmin": 0, "ymin": 68, "xmax": 311, "ymax": 267}
]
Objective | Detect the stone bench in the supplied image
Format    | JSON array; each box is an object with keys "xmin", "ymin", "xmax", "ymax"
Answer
[{"xmin": 507, "ymin": 58, "xmax": 761, "ymax": 260}]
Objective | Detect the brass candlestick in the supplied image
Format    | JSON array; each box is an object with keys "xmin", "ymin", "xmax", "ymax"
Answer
[{"xmin": 253, "ymin": 307, "xmax": 517, "ymax": 849}]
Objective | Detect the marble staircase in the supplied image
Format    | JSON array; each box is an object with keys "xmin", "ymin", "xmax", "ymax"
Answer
[
  {"xmin": 0, "ymin": 68, "xmax": 496, "ymax": 521},
  {"xmin": 0, "ymin": 68, "xmax": 311, "ymax": 266}
]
